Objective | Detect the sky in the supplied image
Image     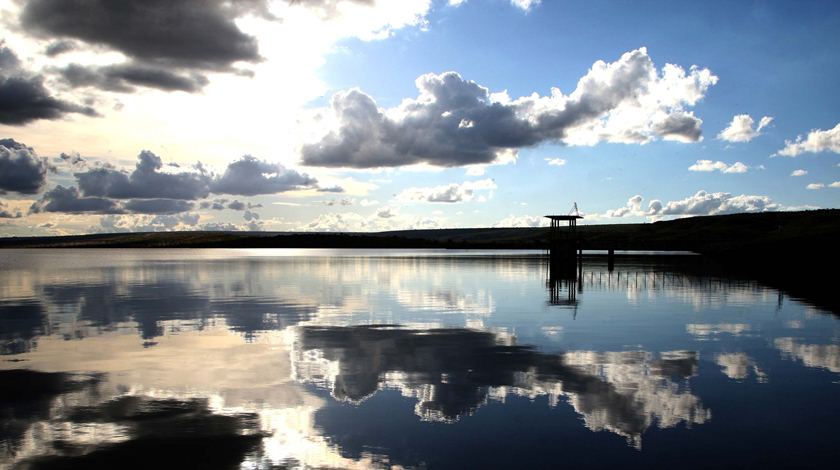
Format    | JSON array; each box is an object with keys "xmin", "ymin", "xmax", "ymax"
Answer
[{"xmin": 1, "ymin": 0, "xmax": 839, "ymax": 235}]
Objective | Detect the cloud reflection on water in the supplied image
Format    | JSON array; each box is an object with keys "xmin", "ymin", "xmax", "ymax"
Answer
[
  {"xmin": 775, "ymin": 338, "xmax": 840, "ymax": 373},
  {"xmin": 0, "ymin": 250, "xmax": 838, "ymax": 468},
  {"xmin": 0, "ymin": 326, "xmax": 376, "ymax": 469},
  {"xmin": 6, "ymin": 378, "xmax": 266, "ymax": 470},
  {"xmin": 293, "ymin": 325, "xmax": 709, "ymax": 448},
  {"xmin": 715, "ymin": 352, "xmax": 767, "ymax": 382}
]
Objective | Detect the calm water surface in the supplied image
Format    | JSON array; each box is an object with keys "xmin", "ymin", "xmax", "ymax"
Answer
[{"xmin": 1, "ymin": 249, "xmax": 838, "ymax": 468}]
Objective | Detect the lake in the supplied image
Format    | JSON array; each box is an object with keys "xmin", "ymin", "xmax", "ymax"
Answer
[{"xmin": 1, "ymin": 249, "xmax": 838, "ymax": 469}]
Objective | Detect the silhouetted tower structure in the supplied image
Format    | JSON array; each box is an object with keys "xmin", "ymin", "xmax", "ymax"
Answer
[
  {"xmin": 545, "ymin": 202, "xmax": 583, "ymax": 256},
  {"xmin": 544, "ymin": 203, "xmax": 584, "ymax": 308}
]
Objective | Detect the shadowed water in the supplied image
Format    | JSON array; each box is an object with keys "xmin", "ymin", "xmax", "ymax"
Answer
[{"xmin": 1, "ymin": 249, "xmax": 838, "ymax": 469}]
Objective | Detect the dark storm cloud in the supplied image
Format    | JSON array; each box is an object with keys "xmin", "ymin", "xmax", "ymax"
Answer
[
  {"xmin": 31, "ymin": 151, "xmax": 317, "ymax": 215},
  {"xmin": 57, "ymin": 151, "xmax": 86, "ymax": 168},
  {"xmin": 0, "ymin": 43, "xmax": 98, "ymax": 125},
  {"xmin": 227, "ymin": 200, "xmax": 247, "ymax": 211},
  {"xmin": 20, "ymin": 0, "xmax": 264, "ymax": 71},
  {"xmin": 224, "ymin": 200, "xmax": 262, "ymax": 211},
  {"xmin": 75, "ymin": 152, "xmax": 316, "ymax": 200},
  {"xmin": 0, "ymin": 44, "xmax": 20, "ymax": 69},
  {"xmin": 123, "ymin": 199, "xmax": 195, "ymax": 214},
  {"xmin": 59, "ymin": 63, "xmax": 210, "ymax": 93},
  {"xmin": 652, "ymin": 112, "xmax": 703, "ymax": 143},
  {"xmin": 301, "ymin": 82, "xmax": 528, "ymax": 168},
  {"xmin": 44, "ymin": 40, "xmax": 77, "ymax": 57},
  {"xmin": 302, "ymin": 48, "xmax": 716, "ymax": 168},
  {"xmin": 316, "ymin": 185, "xmax": 345, "ymax": 193},
  {"xmin": 0, "ymin": 138, "xmax": 31, "ymax": 150},
  {"xmin": 76, "ymin": 151, "xmax": 211, "ymax": 200},
  {"xmin": 0, "ymin": 75, "xmax": 98, "ymax": 125},
  {"xmin": 201, "ymin": 198, "xmax": 228, "ymax": 210},
  {"xmin": 30, "ymin": 189, "xmax": 194, "ymax": 215},
  {"xmin": 29, "ymin": 185, "xmax": 123, "ymax": 214},
  {"xmin": 0, "ymin": 200, "xmax": 22, "ymax": 218},
  {"xmin": 210, "ymin": 155, "xmax": 318, "ymax": 196},
  {"xmin": 0, "ymin": 138, "xmax": 51, "ymax": 194}
]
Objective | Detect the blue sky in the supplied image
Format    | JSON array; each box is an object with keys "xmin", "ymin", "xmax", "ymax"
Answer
[{"xmin": 0, "ymin": 0, "xmax": 838, "ymax": 234}]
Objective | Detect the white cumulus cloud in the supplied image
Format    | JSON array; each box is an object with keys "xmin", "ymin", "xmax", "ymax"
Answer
[
  {"xmin": 397, "ymin": 179, "xmax": 496, "ymax": 203},
  {"xmin": 775, "ymin": 122, "xmax": 840, "ymax": 157},
  {"xmin": 606, "ymin": 195, "xmax": 646, "ymax": 217},
  {"xmin": 302, "ymin": 48, "xmax": 717, "ymax": 169},
  {"xmin": 651, "ymin": 190, "xmax": 780, "ymax": 216},
  {"xmin": 511, "ymin": 0, "xmax": 541, "ymax": 11},
  {"xmin": 377, "ymin": 207, "xmax": 396, "ymax": 218},
  {"xmin": 98, "ymin": 213, "xmax": 200, "ymax": 233},
  {"xmin": 688, "ymin": 160, "xmax": 749, "ymax": 173},
  {"xmin": 602, "ymin": 191, "xmax": 783, "ymax": 220},
  {"xmin": 790, "ymin": 169, "xmax": 807, "ymax": 177},
  {"xmin": 493, "ymin": 214, "xmax": 548, "ymax": 227},
  {"xmin": 302, "ymin": 211, "xmax": 440, "ymax": 232},
  {"xmin": 717, "ymin": 114, "xmax": 773, "ymax": 142}
]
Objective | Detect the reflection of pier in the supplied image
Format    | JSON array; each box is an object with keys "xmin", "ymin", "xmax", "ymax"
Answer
[
  {"xmin": 545, "ymin": 256, "xmax": 581, "ymax": 308},
  {"xmin": 578, "ymin": 268, "xmax": 766, "ymax": 292},
  {"xmin": 545, "ymin": 256, "xmax": 774, "ymax": 310}
]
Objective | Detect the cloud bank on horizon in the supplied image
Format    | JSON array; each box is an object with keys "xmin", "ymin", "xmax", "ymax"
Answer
[{"xmin": 0, "ymin": 0, "xmax": 838, "ymax": 235}]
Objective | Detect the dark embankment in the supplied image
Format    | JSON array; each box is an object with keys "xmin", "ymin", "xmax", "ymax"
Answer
[
  {"xmin": 1, "ymin": 209, "xmax": 836, "ymax": 257},
  {"xmin": 1, "ymin": 210, "xmax": 837, "ymax": 307}
]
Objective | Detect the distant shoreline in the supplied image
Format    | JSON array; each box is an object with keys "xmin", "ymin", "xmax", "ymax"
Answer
[
  {"xmin": 0, "ymin": 209, "xmax": 836, "ymax": 265},
  {"xmin": 2, "ymin": 209, "xmax": 836, "ymax": 256},
  {"xmin": 3, "ymin": 210, "xmax": 837, "ymax": 312}
]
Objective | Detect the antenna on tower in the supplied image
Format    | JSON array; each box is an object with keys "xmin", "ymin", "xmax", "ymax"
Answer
[{"xmin": 569, "ymin": 202, "xmax": 581, "ymax": 217}]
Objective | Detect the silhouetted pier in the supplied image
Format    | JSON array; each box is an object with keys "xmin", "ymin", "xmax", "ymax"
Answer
[
  {"xmin": 545, "ymin": 204, "xmax": 584, "ymax": 308},
  {"xmin": 545, "ymin": 203, "xmax": 619, "ymax": 265},
  {"xmin": 545, "ymin": 203, "xmax": 582, "ymax": 253}
]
